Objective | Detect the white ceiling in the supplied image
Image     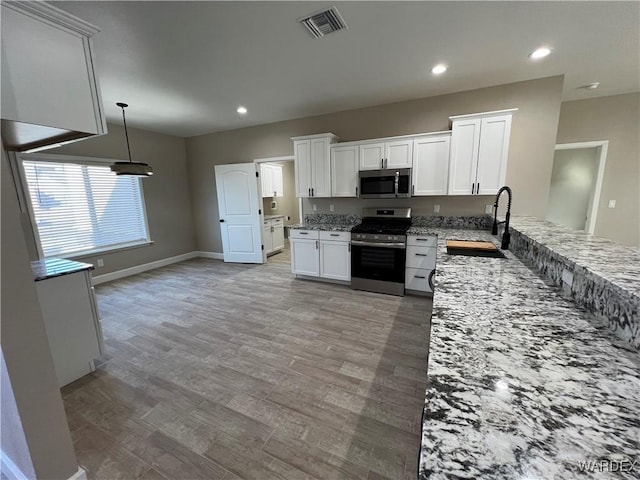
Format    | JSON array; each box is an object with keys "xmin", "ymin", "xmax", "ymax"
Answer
[{"xmin": 56, "ymin": 1, "xmax": 640, "ymax": 138}]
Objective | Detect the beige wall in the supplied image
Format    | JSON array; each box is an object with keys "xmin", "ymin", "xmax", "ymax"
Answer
[
  {"xmin": 1, "ymin": 150, "xmax": 79, "ymax": 479},
  {"xmin": 556, "ymin": 93, "xmax": 640, "ymax": 246},
  {"xmin": 186, "ymin": 76, "xmax": 564, "ymax": 253},
  {"xmin": 27, "ymin": 123, "xmax": 196, "ymax": 275},
  {"xmin": 261, "ymin": 161, "xmax": 299, "ymax": 226}
]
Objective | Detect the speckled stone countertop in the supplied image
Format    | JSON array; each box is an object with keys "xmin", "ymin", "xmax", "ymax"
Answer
[
  {"xmin": 264, "ymin": 214, "xmax": 285, "ymax": 220},
  {"xmin": 419, "ymin": 228, "xmax": 640, "ymax": 479},
  {"xmin": 510, "ymin": 215, "xmax": 639, "ymax": 297},
  {"xmin": 31, "ymin": 258, "xmax": 94, "ymax": 282},
  {"xmin": 288, "ymin": 223, "xmax": 356, "ymax": 232}
]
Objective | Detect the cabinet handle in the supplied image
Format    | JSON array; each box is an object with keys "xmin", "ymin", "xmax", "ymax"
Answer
[
  {"xmin": 477, "ymin": 182, "xmax": 480, "ymax": 193},
  {"xmin": 385, "ymin": 158, "xmax": 388, "ymax": 168},
  {"xmin": 308, "ymin": 188, "xmax": 311, "ymax": 196},
  {"xmin": 330, "ymin": 233, "xmax": 339, "ymax": 237},
  {"xmin": 271, "ymin": 226, "xmax": 274, "ymax": 232},
  {"xmin": 312, "ymin": 187, "xmax": 314, "ymax": 196},
  {"xmin": 355, "ymin": 186, "xmax": 358, "ymax": 197},
  {"xmin": 381, "ymin": 158, "xmax": 384, "ymax": 169},
  {"xmin": 472, "ymin": 183, "xmax": 475, "ymax": 194},
  {"xmin": 315, "ymin": 240, "xmax": 318, "ymax": 249},
  {"xmin": 274, "ymin": 191, "xmax": 277, "ymax": 197},
  {"xmin": 415, "ymin": 275, "xmax": 426, "ymax": 279},
  {"xmin": 299, "ymin": 232, "xmax": 309, "ymax": 235},
  {"xmin": 415, "ymin": 253, "xmax": 427, "ymax": 256},
  {"xmin": 348, "ymin": 242, "xmax": 351, "ymax": 252},
  {"xmin": 416, "ymin": 238, "xmax": 429, "ymax": 241}
]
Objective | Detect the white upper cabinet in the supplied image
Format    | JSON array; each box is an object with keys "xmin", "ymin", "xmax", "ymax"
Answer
[
  {"xmin": 260, "ymin": 164, "xmax": 283, "ymax": 198},
  {"xmin": 1, "ymin": 2, "xmax": 107, "ymax": 151},
  {"xmin": 359, "ymin": 139, "xmax": 412, "ymax": 170},
  {"xmin": 292, "ymin": 133, "xmax": 338, "ymax": 198},
  {"xmin": 331, "ymin": 145, "xmax": 359, "ymax": 197},
  {"xmin": 448, "ymin": 109, "xmax": 517, "ymax": 195},
  {"xmin": 412, "ymin": 134, "xmax": 451, "ymax": 196}
]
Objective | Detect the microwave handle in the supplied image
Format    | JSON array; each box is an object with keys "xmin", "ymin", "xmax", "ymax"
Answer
[{"xmin": 394, "ymin": 171, "xmax": 399, "ymax": 197}]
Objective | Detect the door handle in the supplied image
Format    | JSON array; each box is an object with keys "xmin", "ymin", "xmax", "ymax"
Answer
[{"xmin": 219, "ymin": 219, "xmax": 225, "ymax": 223}]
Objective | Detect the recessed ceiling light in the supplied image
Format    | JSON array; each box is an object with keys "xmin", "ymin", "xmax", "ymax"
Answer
[
  {"xmin": 529, "ymin": 47, "xmax": 551, "ymax": 60},
  {"xmin": 237, "ymin": 106, "xmax": 247, "ymax": 114},
  {"xmin": 578, "ymin": 82, "xmax": 600, "ymax": 91},
  {"xmin": 431, "ymin": 64, "xmax": 447, "ymax": 75}
]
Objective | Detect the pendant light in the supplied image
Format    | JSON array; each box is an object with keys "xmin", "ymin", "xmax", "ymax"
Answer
[{"xmin": 110, "ymin": 102, "xmax": 153, "ymax": 176}]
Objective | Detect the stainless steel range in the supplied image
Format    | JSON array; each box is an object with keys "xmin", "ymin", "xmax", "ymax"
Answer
[{"xmin": 350, "ymin": 208, "xmax": 411, "ymax": 296}]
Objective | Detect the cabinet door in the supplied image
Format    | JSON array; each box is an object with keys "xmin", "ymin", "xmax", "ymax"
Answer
[
  {"xmin": 412, "ymin": 135, "xmax": 450, "ymax": 196},
  {"xmin": 448, "ymin": 118, "xmax": 481, "ymax": 195},
  {"xmin": 291, "ymin": 238, "xmax": 320, "ymax": 276},
  {"xmin": 311, "ymin": 138, "xmax": 331, "ymax": 197},
  {"xmin": 294, "ymin": 140, "xmax": 312, "ymax": 197},
  {"xmin": 476, "ymin": 114, "xmax": 512, "ymax": 195},
  {"xmin": 272, "ymin": 165, "xmax": 284, "ymax": 197},
  {"xmin": 385, "ymin": 140, "xmax": 413, "ymax": 169},
  {"xmin": 359, "ymin": 142, "xmax": 385, "ymax": 170},
  {"xmin": 260, "ymin": 164, "xmax": 273, "ymax": 198},
  {"xmin": 272, "ymin": 223, "xmax": 285, "ymax": 251},
  {"xmin": 331, "ymin": 145, "xmax": 359, "ymax": 197},
  {"xmin": 319, "ymin": 240, "xmax": 350, "ymax": 281},
  {"xmin": 262, "ymin": 221, "xmax": 273, "ymax": 254}
]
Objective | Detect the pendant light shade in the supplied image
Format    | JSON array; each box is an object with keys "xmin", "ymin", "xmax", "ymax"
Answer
[{"xmin": 110, "ymin": 102, "xmax": 153, "ymax": 177}]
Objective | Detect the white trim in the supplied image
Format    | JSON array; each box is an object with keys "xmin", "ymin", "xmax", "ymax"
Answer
[
  {"xmin": 253, "ymin": 155, "xmax": 294, "ymax": 164},
  {"xmin": 290, "ymin": 133, "xmax": 339, "ymax": 141},
  {"xmin": 2, "ymin": 1, "xmax": 100, "ymax": 37},
  {"xmin": 449, "ymin": 108, "xmax": 519, "ymax": 120},
  {"xmin": 554, "ymin": 140, "xmax": 609, "ymax": 234},
  {"xmin": 330, "ymin": 130, "xmax": 452, "ymax": 147},
  {"xmin": 67, "ymin": 466, "xmax": 88, "ymax": 480},
  {"xmin": 17, "ymin": 152, "xmax": 126, "ymax": 166},
  {"xmin": 196, "ymin": 251, "xmax": 224, "ymax": 260},
  {"xmin": 92, "ymin": 252, "xmax": 199, "ymax": 285},
  {"xmin": 0, "ymin": 451, "xmax": 29, "ymax": 480}
]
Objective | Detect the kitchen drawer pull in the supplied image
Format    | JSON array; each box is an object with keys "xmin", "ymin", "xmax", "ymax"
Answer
[
  {"xmin": 416, "ymin": 238, "xmax": 429, "ymax": 241},
  {"xmin": 299, "ymin": 232, "xmax": 308, "ymax": 235},
  {"xmin": 330, "ymin": 233, "xmax": 339, "ymax": 237},
  {"xmin": 414, "ymin": 275, "xmax": 426, "ymax": 279}
]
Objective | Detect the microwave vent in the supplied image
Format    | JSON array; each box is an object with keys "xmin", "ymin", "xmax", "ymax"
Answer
[{"xmin": 299, "ymin": 6, "xmax": 347, "ymax": 39}]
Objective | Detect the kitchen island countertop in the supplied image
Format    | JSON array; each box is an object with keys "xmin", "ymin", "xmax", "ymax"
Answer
[
  {"xmin": 420, "ymin": 228, "xmax": 639, "ymax": 479},
  {"xmin": 31, "ymin": 258, "xmax": 94, "ymax": 282}
]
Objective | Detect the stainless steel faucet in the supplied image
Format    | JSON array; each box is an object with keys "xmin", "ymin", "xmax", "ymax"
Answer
[{"xmin": 491, "ymin": 186, "xmax": 513, "ymax": 250}]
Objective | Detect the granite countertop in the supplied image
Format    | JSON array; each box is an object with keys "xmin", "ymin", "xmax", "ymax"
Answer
[
  {"xmin": 419, "ymin": 228, "xmax": 640, "ymax": 479},
  {"xmin": 288, "ymin": 223, "xmax": 356, "ymax": 232},
  {"xmin": 31, "ymin": 258, "xmax": 94, "ymax": 282},
  {"xmin": 264, "ymin": 214, "xmax": 286, "ymax": 220},
  {"xmin": 511, "ymin": 215, "xmax": 640, "ymax": 297}
]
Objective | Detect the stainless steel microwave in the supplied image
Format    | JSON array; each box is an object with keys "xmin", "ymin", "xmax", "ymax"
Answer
[{"xmin": 358, "ymin": 168, "xmax": 411, "ymax": 199}]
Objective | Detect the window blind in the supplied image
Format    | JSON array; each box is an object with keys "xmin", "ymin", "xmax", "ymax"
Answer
[{"xmin": 22, "ymin": 159, "xmax": 149, "ymax": 258}]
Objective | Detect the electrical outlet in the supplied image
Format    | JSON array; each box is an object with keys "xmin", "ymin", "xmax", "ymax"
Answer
[
  {"xmin": 97, "ymin": 259, "xmax": 104, "ymax": 267},
  {"xmin": 433, "ymin": 204, "xmax": 440, "ymax": 213},
  {"xmin": 608, "ymin": 200, "xmax": 616, "ymax": 208},
  {"xmin": 330, "ymin": 204, "xmax": 335, "ymax": 212},
  {"xmin": 485, "ymin": 205, "xmax": 493, "ymax": 214},
  {"xmin": 312, "ymin": 204, "xmax": 317, "ymax": 212}
]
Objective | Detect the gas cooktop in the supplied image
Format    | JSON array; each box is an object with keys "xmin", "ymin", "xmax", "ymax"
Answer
[{"xmin": 351, "ymin": 207, "xmax": 412, "ymax": 236}]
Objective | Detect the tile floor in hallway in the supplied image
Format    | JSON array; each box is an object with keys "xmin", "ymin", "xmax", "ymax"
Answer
[{"xmin": 62, "ymin": 244, "xmax": 432, "ymax": 479}]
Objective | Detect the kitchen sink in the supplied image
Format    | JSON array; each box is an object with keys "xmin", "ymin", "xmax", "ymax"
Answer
[{"xmin": 446, "ymin": 246, "xmax": 506, "ymax": 258}]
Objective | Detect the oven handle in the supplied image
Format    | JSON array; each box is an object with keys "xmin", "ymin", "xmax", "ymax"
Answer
[{"xmin": 351, "ymin": 240, "xmax": 406, "ymax": 249}]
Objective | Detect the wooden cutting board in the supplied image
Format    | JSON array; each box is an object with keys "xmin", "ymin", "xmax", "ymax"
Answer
[{"xmin": 446, "ymin": 240, "xmax": 498, "ymax": 251}]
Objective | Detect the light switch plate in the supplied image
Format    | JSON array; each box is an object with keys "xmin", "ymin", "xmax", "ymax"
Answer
[
  {"xmin": 330, "ymin": 204, "xmax": 335, "ymax": 212},
  {"xmin": 97, "ymin": 259, "xmax": 104, "ymax": 267},
  {"xmin": 433, "ymin": 204, "xmax": 440, "ymax": 213},
  {"xmin": 608, "ymin": 200, "xmax": 616, "ymax": 208},
  {"xmin": 312, "ymin": 204, "xmax": 317, "ymax": 211},
  {"xmin": 485, "ymin": 205, "xmax": 493, "ymax": 214}
]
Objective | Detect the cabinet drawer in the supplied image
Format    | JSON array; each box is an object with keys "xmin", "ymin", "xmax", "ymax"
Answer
[
  {"xmin": 407, "ymin": 235, "xmax": 437, "ymax": 247},
  {"xmin": 319, "ymin": 231, "xmax": 350, "ymax": 242},
  {"xmin": 290, "ymin": 229, "xmax": 319, "ymax": 240},
  {"xmin": 406, "ymin": 246, "xmax": 437, "ymax": 269},
  {"xmin": 405, "ymin": 267, "xmax": 434, "ymax": 292},
  {"xmin": 273, "ymin": 217, "xmax": 284, "ymax": 225},
  {"xmin": 263, "ymin": 219, "xmax": 272, "ymax": 227}
]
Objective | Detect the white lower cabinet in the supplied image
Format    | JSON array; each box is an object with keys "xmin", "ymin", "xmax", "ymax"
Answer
[
  {"xmin": 405, "ymin": 235, "xmax": 437, "ymax": 294},
  {"xmin": 263, "ymin": 217, "xmax": 285, "ymax": 256},
  {"xmin": 35, "ymin": 269, "xmax": 104, "ymax": 387},
  {"xmin": 291, "ymin": 229, "xmax": 350, "ymax": 281}
]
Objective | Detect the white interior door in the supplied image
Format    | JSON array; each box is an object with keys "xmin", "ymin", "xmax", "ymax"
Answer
[{"xmin": 215, "ymin": 163, "xmax": 264, "ymax": 263}]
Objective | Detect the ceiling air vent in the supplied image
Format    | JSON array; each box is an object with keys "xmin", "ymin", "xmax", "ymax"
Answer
[{"xmin": 299, "ymin": 6, "xmax": 347, "ymax": 39}]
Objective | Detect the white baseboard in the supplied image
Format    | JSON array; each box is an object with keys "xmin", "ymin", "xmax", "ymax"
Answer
[
  {"xmin": 1, "ymin": 450, "xmax": 28, "ymax": 480},
  {"xmin": 68, "ymin": 466, "xmax": 88, "ymax": 480},
  {"xmin": 92, "ymin": 252, "xmax": 199, "ymax": 285},
  {"xmin": 196, "ymin": 251, "xmax": 224, "ymax": 260},
  {"xmin": 91, "ymin": 251, "xmax": 224, "ymax": 285}
]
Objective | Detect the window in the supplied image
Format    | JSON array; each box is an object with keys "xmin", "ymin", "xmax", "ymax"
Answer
[{"xmin": 20, "ymin": 155, "xmax": 150, "ymax": 258}]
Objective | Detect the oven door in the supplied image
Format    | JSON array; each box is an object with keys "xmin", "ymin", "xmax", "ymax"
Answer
[
  {"xmin": 351, "ymin": 241, "xmax": 406, "ymax": 295},
  {"xmin": 359, "ymin": 169, "xmax": 411, "ymax": 199}
]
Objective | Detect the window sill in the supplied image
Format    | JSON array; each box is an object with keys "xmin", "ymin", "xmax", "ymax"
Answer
[{"xmin": 45, "ymin": 240, "xmax": 155, "ymax": 260}]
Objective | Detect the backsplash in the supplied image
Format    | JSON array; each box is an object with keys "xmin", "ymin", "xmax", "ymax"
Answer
[
  {"xmin": 304, "ymin": 213, "xmax": 361, "ymax": 224},
  {"xmin": 411, "ymin": 215, "xmax": 493, "ymax": 230}
]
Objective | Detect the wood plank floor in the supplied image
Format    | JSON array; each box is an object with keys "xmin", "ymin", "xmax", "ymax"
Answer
[{"xmin": 62, "ymin": 243, "xmax": 432, "ymax": 480}]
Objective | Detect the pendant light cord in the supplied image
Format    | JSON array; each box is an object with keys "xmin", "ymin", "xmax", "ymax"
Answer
[{"xmin": 118, "ymin": 103, "xmax": 133, "ymax": 164}]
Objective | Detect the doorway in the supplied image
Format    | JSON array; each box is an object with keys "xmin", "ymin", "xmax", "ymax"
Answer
[
  {"xmin": 546, "ymin": 141, "xmax": 608, "ymax": 234},
  {"xmin": 254, "ymin": 156, "xmax": 301, "ymax": 261}
]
